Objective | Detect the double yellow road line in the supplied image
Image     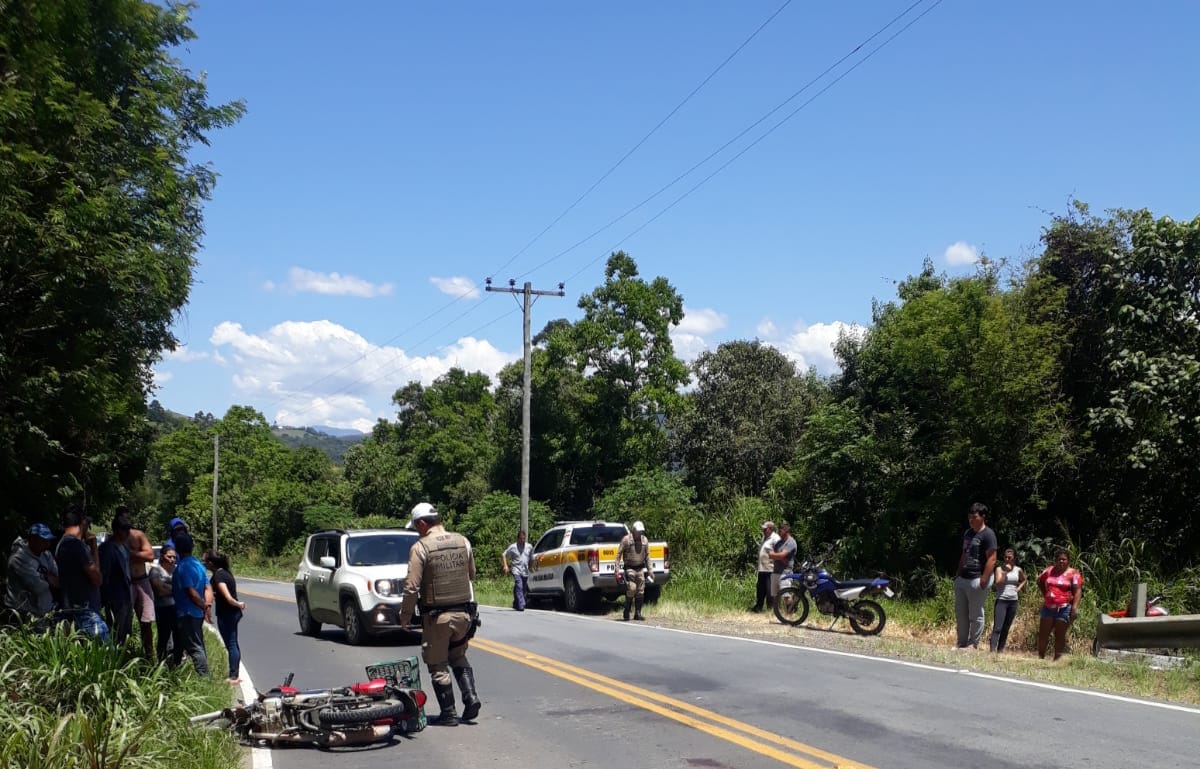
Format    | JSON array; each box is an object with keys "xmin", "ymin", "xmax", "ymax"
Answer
[{"xmin": 473, "ymin": 636, "xmax": 879, "ymax": 769}]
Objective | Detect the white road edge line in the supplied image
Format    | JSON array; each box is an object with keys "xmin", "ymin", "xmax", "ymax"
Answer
[
  {"xmin": 238, "ymin": 577, "xmax": 1200, "ymax": 718},
  {"xmin": 204, "ymin": 622, "xmax": 273, "ymax": 769},
  {"xmin": 649, "ymin": 623, "xmax": 1200, "ymax": 716}
]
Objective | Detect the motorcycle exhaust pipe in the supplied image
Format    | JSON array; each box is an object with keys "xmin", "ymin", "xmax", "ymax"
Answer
[{"xmin": 249, "ymin": 725, "xmax": 392, "ymax": 747}]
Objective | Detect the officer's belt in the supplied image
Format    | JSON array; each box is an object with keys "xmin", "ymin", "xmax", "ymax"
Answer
[{"xmin": 421, "ymin": 603, "xmax": 473, "ymax": 616}]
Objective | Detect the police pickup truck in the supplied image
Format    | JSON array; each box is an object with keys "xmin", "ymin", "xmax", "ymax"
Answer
[{"xmin": 527, "ymin": 520, "xmax": 669, "ymax": 612}]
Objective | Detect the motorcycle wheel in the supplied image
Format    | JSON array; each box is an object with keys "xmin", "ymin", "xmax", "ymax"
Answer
[
  {"xmin": 773, "ymin": 587, "xmax": 809, "ymax": 626},
  {"xmin": 317, "ymin": 698, "xmax": 410, "ymax": 727},
  {"xmin": 848, "ymin": 598, "xmax": 886, "ymax": 636}
]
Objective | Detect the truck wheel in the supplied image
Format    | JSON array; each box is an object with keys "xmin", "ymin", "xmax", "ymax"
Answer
[
  {"xmin": 563, "ymin": 574, "xmax": 583, "ymax": 613},
  {"xmin": 297, "ymin": 592, "xmax": 321, "ymax": 636}
]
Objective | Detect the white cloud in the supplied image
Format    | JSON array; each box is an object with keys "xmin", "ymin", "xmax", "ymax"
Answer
[
  {"xmin": 262, "ymin": 280, "xmax": 276, "ymax": 292},
  {"xmin": 431, "ymin": 276, "xmax": 481, "ymax": 299},
  {"xmin": 944, "ymin": 241, "xmax": 980, "ymax": 267},
  {"xmin": 677, "ymin": 306, "xmax": 727, "ymax": 336},
  {"xmin": 766, "ymin": 320, "xmax": 865, "ymax": 375},
  {"xmin": 668, "ymin": 306, "xmax": 727, "ymax": 363},
  {"xmin": 756, "ymin": 319, "xmax": 777, "ymax": 338},
  {"xmin": 280, "ymin": 267, "xmax": 394, "ymax": 298},
  {"xmin": 152, "ymin": 369, "xmax": 174, "ymax": 386},
  {"xmin": 209, "ymin": 319, "xmax": 518, "ymax": 429},
  {"xmin": 166, "ymin": 345, "xmax": 207, "ymax": 363}
]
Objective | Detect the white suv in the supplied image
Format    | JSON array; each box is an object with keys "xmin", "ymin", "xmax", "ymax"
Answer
[{"xmin": 294, "ymin": 528, "xmax": 421, "ymax": 644}]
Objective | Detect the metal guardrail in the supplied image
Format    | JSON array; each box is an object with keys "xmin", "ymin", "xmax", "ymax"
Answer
[{"xmin": 1093, "ymin": 582, "xmax": 1200, "ymax": 653}]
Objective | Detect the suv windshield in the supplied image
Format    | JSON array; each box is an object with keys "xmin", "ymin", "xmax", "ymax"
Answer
[
  {"xmin": 568, "ymin": 525, "xmax": 627, "ymax": 546},
  {"xmin": 345, "ymin": 534, "xmax": 418, "ymax": 566}
]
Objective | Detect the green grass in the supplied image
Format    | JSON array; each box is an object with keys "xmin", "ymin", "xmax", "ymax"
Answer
[{"xmin": 0, "ymin": 621, "xmax": 240, "ymax": 769}]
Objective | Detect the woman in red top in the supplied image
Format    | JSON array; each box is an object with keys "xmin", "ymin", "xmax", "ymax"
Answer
[{"xmin": 1036, "ymin": 549, "xmax": 1083, "ymax": 660}]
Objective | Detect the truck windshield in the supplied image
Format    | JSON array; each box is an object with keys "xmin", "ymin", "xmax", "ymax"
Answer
[
  {"xmin": 346, "ymin": 535, "xmax": 417, "ymax": 566},
  {"xmin": 569, "ymin": 526, "xmax": 627, "ymax": 545}
]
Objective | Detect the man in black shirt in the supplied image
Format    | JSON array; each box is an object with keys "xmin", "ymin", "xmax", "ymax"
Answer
[{"xmin": 954, "ymin": 502, "xmax": 997, "ymax": 649}]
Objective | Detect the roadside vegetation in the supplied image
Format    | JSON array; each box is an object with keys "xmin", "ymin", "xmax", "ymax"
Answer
[{"xmin": 0, "ymin": 626, "xmax": 237, "ymax": 769}]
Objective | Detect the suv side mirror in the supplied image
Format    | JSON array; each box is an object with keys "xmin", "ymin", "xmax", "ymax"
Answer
[{"xmin": 319, "ymin": 556, "xmax": 336, "ymax": 569}]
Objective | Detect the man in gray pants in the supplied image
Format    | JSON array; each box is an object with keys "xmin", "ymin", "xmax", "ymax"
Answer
[{"xmin": 954, "ymin": 503, "xmax": 997, "ymax": 649}]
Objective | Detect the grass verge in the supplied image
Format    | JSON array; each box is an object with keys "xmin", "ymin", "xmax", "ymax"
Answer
[
  {"xmin": 477, "ymin": 567, "xmax": 1200, "ymax": 707},
  {"xmin": 0, "ymin": 621, "xmax": 239, "ymax": 769}
]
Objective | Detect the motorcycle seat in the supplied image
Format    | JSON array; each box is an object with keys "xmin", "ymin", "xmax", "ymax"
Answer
[{"xmin": 834, "ymin": 578, "xmax": 882, "ymax": 588}]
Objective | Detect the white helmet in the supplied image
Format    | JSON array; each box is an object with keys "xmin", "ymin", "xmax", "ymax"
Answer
[
  {"xmin": 410, "ymin": 502, "xmax": 438, "ymax": 523},
  {"xmin": 632, "ymin": 520, "xmax": 645, "ymax": 533}
]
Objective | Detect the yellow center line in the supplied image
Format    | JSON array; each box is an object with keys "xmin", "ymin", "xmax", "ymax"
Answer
[
  {"xmin": 238, "ymin": 590, "xmax": 877, "ymax": 769},
  {"xmin": 474, "ymin": 637, "xmax": 879, "ymax": 769}
]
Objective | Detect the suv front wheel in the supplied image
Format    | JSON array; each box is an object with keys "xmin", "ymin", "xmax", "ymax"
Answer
[
  {"xmin": 297, "ymin": 592, "xmax": 321, "ymax": 636},
  {"xmin": 342, "ymin": 597, "xmax": 367, "ymax": 645}
]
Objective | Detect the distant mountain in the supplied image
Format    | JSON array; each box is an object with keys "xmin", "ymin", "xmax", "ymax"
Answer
[
  {"xmin": 271, "ymin": 425, "xmax": 366, "ymax": 464},
  {"xmin": 309, "ymin": 424, "xmax": 366, "ymax": 438}
]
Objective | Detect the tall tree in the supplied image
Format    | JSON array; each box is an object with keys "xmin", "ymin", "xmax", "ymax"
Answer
[
  {"xmin": 548, "ymin": 252, "xmax": 689, "ymax": 502},
  {"xmin": 0, "ymin": 0, "xmax": 243, "ymax": 534},
  {"xmin": 671, "ymin": 340, "xmax": 827, "ymax": 501}
]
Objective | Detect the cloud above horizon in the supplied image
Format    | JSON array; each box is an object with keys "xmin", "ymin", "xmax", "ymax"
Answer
[
  {"xmin": 671, "ymin": 306, "xmax": 728, "ymax": 362},
  {"xmin": 268, "ymin": 267, "xmax": 394, "ymax": 298},
  {"xmin": 759, "ymin": 320, "xmax": 864, "ymax": 374},
  {"xmin": 431, "ymin": 276, "xmax": 481, "ymax": 299},
  {"xmin": 944, "ymin": 241, "xmax": 980, "ymax": 267},
  {"xmin": 209, "ymin": 319, "xmax": 516, "ymax": 432}
]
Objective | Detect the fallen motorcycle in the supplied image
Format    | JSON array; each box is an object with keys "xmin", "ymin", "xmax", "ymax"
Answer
[
  {"xmin": 774, "ymin": 554, "xmax": 894, "ymax": 636},
  {"xmin": 190, "ymin": 662, "xmax": 427, "ymax": 748}
]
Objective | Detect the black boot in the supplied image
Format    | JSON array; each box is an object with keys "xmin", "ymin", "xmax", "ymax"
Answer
[
  {"xmin": 453, "ymin": 666, "xmax": 481, "ymax": 722},
  {"xmin": 622, "ymin": 600, "xmax": 631, "ymax": 621},
  {"xmin": 428, "ymin": 681, "xmax": 459, "ymax": 726},
  {"xmin": 633, "ymin": 597, "xmax": 644, "ymax": 621}
]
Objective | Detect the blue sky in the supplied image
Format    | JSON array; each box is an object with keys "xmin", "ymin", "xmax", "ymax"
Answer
[{"xmin": 152, "ymin": 1, "xmax": 1200, "ymax": 432}]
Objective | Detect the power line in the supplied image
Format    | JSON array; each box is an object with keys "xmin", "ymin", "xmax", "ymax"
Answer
[
  {"xmin": 519, "ymin": 0, "xmax": 931, "ymax": 280},
  {"xmin": 564, "ymin": 0, "xmax": 946, "ymax": 284},
  {"xmin": 488, "ymin": 0, "xmax": 796, "ymax": 280},
  {"xmin": 263, "ymin": 4, "xmax": 795, "ymax": 416},
  {"xmin": 262, "ymin": 1, "xmax": 943, "ymax": 423}
]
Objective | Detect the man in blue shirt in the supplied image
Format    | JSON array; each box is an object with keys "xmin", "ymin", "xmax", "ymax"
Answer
[{"xmin": 171, "ymin": 533, "xmax": 210, "ymax": 676}]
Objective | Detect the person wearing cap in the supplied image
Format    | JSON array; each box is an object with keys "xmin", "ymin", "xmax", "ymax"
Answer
[
  {"xmin": 170, "ymin": 532, "xmax": 210, "ymax": 677},
  {"xmin": 6, "ymin": 523, "xmax": 57, "ymax": 620},
  {"xmin": 164, "ymin": 517, "xmax": 188, "ymax": 550},
  {"xmin": 616, "ymin": 520, "xmax": 650, "ymax": 621},
  {"xmin": 750, "ymin": 521, "xmax": 779, "ymax": 612},
  {"xmin": 398, "ymin": 502, "xmax": 481, "ymax": 727},
  {"xmin": 767, "ymin": 522, "xmax": 797, "ymax": 616}
]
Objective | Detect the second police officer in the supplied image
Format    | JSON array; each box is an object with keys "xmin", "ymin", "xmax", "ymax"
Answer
[{"xmin": 616, "ymin": 520, "xmax": 651, "ymax": 621}]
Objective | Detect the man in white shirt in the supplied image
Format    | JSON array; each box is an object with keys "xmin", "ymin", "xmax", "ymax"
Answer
[
  {"xmin": 501, "ymin": 531, "xmax": 533, "ymax": 612},
  {"xmin": 750, "ymin": 521, "xmax": 778, "ymax": 612}
]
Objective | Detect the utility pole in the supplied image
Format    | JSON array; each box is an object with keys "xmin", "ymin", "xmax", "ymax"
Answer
[
  {"xmin": 212, "ymin": 434, "xmax": 220, "ymax": 551},
  {"xmin": 485, "ymin": 278, "xmax": 565, "ymax": 535}
]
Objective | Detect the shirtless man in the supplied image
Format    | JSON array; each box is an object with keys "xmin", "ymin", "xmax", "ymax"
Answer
[{"xmin": 120, "ymin": 506, "xmax": 157, "ymax": 658}]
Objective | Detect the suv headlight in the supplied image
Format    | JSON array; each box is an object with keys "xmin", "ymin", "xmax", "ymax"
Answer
[{"xmin": 374, "ymin": 579, "xmax": 401, "ymax": 596}]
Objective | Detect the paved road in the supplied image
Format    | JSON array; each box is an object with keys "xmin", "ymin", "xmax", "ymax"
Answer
[{"xmin": 235, "ymin": 578, "xmax": 1198, "ymax": 769}]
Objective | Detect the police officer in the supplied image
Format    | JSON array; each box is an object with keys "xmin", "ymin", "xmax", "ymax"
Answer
[
  {"xmin": 616, "ymin": 520, "xmax": 650, "ymax": 621},
  {"xmin": 398, "ymin": 502, "xmax": 481, "ymax": 726}
]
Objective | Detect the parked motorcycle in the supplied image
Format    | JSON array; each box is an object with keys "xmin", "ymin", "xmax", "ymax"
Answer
[
  {"xmin": 190, "ymin": 663, "xmax": 427, "ymax": 748},
  {"xmin": 773, "ymin": 555, "xmax": 894, "ymax": 635}
]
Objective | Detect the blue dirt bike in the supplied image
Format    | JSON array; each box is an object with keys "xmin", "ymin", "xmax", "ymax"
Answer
[{"xmin": 773, "ymin": 556, "xmax": 894, "ymax": 635}]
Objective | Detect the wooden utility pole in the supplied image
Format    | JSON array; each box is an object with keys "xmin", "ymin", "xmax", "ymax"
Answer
[
  {"xmin": 212, "ymin": 434, "xmax": 219, "ymax": 551},
  {"xmin": 485, "ymin": 278, "xmax": 565, "ymax": 535}
]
